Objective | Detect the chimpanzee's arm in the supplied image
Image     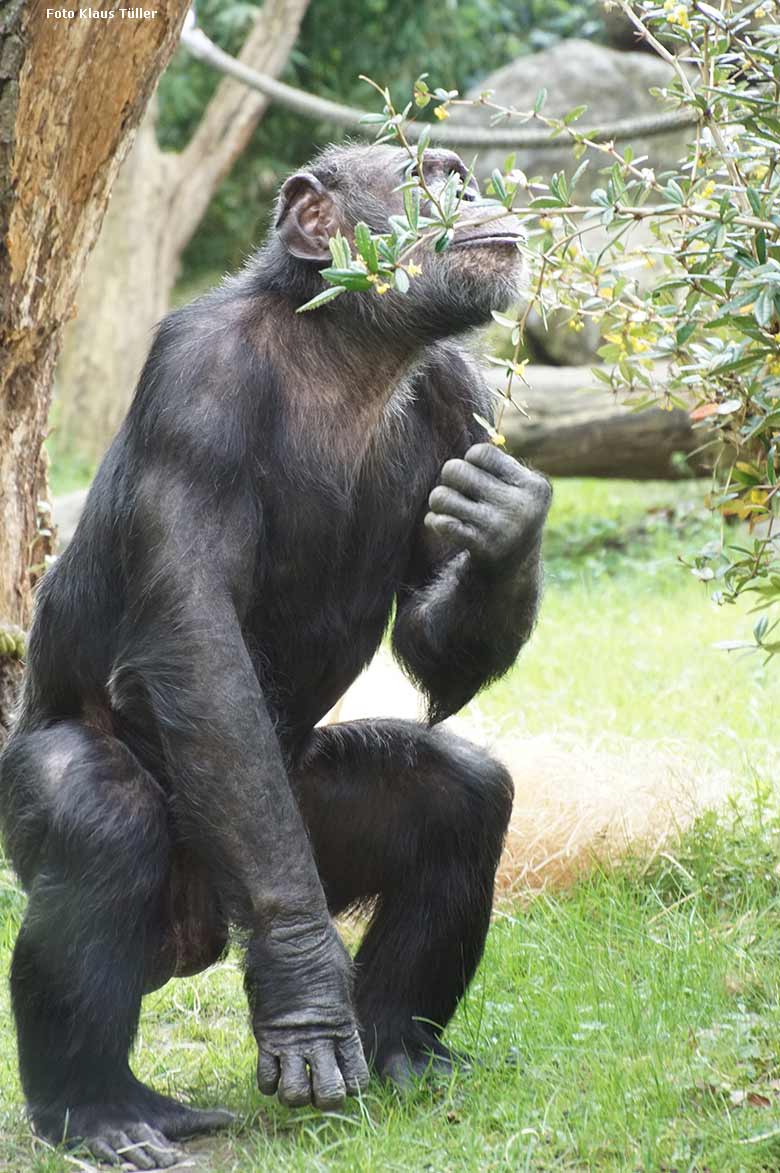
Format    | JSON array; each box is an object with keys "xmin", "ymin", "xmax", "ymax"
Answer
[
  {"xmin": 112, "ymin": 328, "xmax": 368, "ymax": 1109},
  {"xmin": 392, "ymin": 353, "xmax": 551, "ymax": 723}
]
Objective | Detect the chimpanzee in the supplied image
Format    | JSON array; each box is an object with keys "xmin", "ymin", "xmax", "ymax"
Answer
[{"xmin": 0, "ymin": 143, "xmax": 551, "ymax": 1168}]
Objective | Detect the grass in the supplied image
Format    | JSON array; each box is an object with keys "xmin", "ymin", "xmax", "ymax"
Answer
[{"xmin": 2, "ymin": 476, "xmax": 780, "ymax": 1170}]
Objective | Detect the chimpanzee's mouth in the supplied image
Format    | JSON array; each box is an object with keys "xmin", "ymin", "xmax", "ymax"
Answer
[{"xmin": 450, "ymin": 233, "xmax": 523, "ymax": 250}]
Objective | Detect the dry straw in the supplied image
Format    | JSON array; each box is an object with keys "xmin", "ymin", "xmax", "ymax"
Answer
[{"xmin": 326, "ymin": 651, "xmax": 734, "ymax": 895}]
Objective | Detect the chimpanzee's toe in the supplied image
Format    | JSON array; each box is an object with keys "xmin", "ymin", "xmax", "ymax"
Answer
[{"xmin": 82, "ymin": 1122, "xmax": 184, "ymax": 1170}]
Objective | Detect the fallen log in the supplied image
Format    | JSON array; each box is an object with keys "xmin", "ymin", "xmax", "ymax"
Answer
[{"xmin": 492, "ymin": 366, "xmax": 720, "ymax": 479}]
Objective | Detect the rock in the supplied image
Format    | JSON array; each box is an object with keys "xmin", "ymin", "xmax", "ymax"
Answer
[
  {"xmin": 451, "ymin": 40, "xmax": 691, "ymax": 366},
  {"xmin": 456, "ymin": 38, "xmax": 690, "ymax": 184}
]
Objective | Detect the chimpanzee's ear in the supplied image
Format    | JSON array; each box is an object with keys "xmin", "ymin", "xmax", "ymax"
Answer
[{"xmin": 275, "ymin": 172, "xmax": 337, "ymax": 263}]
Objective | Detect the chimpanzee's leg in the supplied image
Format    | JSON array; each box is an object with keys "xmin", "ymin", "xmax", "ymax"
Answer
[
  {"xmin": 0, "ymin": 721, "xmax": 232, "ymax": 1169},
  {"xmin": 289, "ymin": 719, "xmax": 513, "ymax": 1084}
]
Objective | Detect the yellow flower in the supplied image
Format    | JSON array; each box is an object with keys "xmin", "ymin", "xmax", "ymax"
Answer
[
  {"xmin": 404, "ymin": 262, "xmax": 423, "ymax": 278},
  {"xmin": 766, "ymin": 355, "xmax": 780, "ymax": 376},
  {"xmin": 630, "ymin": 338, "xmax": 649, "ymax": 353},
  {"xmin": 538, "ymin": 216, "xmax": 553, "ymax": 230},
  {"xmin": 375, "ymin": 281, "xmax": 391, "ymax": 294},
  {"xmin": 668, "ymin": 4, "xmax": 690, "ymax": 28},
  {"xmin": 434, "ymin": 105, "xmax": 449, "ymax": 121},
  {"xmin": 598, "ymin": 286, "xmax": 614, "ymax": 299},
  {"xmin": 699, "ymin": 181, "xmax": 716, "ymax": 199}
]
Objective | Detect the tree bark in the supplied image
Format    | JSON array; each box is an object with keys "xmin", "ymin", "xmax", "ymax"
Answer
[
  {"xmin": 0, "ymin": 1, "xmax": 190, "ymax": 734},
  {"xmin": 55, "ymin": 0, "xmax": 310, "ymax": 469},
  {"xmin": 492, "ymin": 367, "xmax": 720, "ymax": 479}
]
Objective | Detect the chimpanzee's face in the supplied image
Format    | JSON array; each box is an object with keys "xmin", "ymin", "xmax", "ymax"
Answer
[
  {"xmin": 274, "ymin": 144, "xmax": 525, "ymax": 322},
  {"xmin": 336, "ymin": 145, "xmax": 525, "ymax": 286}
]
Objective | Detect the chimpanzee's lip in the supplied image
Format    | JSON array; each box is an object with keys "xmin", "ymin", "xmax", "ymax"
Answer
[{"xmin": 449, "ymin": 232, "xmax": 523, "ymax": 249}]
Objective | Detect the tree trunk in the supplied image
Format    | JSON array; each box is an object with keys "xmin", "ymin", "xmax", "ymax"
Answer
[
  {"xmin": 495, "ymin": 367, "xmax": 720, "ymax": 479},
  {"xmin": 0, "ymin": 1, "xmax": 190, "ymax": 734},
  {"xmin": 55, "ymin": 0, "xmax": 311, "ymax": 469},
  {"xmin": 52, "ymin": 100, "xmax": 177, "ymax": 466}
]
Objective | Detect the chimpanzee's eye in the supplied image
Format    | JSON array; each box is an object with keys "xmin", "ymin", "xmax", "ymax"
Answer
[{"xmin": 450, "ymin": 170, "xmax": 477, "ymax": 202}]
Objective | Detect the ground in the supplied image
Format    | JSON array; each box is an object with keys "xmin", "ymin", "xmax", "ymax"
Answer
[{"xmin": 1, "ymin": 476, "xmax": 780, "ymax": 1172}]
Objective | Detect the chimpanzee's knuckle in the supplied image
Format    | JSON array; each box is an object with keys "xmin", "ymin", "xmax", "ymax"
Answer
[
  {"xmin": 428, "ymin": 485, "xmax": 448, "ymax": 510},
  {"xmin": 531, "ymin": 477, "xmax": 553, "ymax": 516},
  {"xmin": 465, "ymin": 441, "xmax": 492, "ymax": 460},
  {"xmin": 531, "ymin": 470, "xmax": 553, "ymax": 500},
  {"xmin": 440, "ymin": 457, "xmax": 466, "ymax": 482},
  {"xmin": 465, "ymin": 441, "xmax": 502, "ymax": 472}
]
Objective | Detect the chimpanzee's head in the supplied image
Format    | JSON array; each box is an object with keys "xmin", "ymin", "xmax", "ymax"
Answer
[{"xmin": 270, "ymin": 143, "xmax": 525, "ymax": 338}]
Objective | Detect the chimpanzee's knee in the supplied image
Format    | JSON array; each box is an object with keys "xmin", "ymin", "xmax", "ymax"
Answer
[{"xmin": 424, "ymin": 725, "xmax": 514, "ymax": 870}]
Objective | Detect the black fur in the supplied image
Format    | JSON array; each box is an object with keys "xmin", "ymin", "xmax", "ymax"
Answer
[{"xmin": 0, "ymin": 144, "xmax": 546, "ymax": 1163}]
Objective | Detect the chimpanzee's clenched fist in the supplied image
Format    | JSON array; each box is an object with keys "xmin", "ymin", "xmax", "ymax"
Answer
[{"xmin": 425, "ymin": 443, "xmax": 552, "ymax": 568}]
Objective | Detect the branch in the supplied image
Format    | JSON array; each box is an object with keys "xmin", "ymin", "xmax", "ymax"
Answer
[
  {"xmin": 179, "ymin": 23, "xmax": 696, "ymax": 149},
  {"xmin": 169, "ymin": 0, "xmax": 310, "ymax": 254}
]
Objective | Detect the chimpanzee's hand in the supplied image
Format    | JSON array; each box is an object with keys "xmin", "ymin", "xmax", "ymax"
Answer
[
  {"xmin": 246, "ymin": 919, "xmax": 369, "ymax": 1111},
  {"xmin": 425, "ymin": 443, "xmax": 552, "ymax": 570}
]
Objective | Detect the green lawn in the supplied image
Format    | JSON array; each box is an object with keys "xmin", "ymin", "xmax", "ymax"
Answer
[{"xmin": 2, "ymin": 477, "xmax": 780, "ymax": 1171}]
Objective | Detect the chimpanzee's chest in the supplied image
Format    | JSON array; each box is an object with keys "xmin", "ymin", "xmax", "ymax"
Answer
[{"xmin": 244, "ymin": 401, "xmax": 443, "ymax": 734}]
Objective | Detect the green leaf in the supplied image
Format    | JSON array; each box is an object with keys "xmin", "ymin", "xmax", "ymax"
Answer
[
  {"xmin": 403, "ymin": 185, "xmax": 420, "ymax": 231},
  {"xmin": 296, "ymin": 286, "xmax": 347, "ymax": 313},
  {"xmin": 354, "ymin": 223, "xmax": 380, "ymax": 273},
  {"xmin": 328, "ymin": 231, "xmax": 351, "ymax": 269},
  {"xmin": 491, "ymin": 311, "xmax": 517, "ymax": 329},
  {"xmin": 663, "ymin": 179, "xmax": 686, "ymax": 205},
  {"xmin": 489, "ymin": 169, "xmax": 508, "ymax": 202},
  {"xmin": 676, "ymin": 322, "xmax": 697, "ymax": 346},
  {"xmin": 319, "ymin": 267, "xmax": 372, "ymax": 291},
  {"xmin": 563, "ymin": 104, "xmax": 587, "ymax": 125},
  {"xmin": 755, "ymin": 287, "xmax": 774, "ymax": 327},
  {"xmin": 746, "ymin": 186, "xmax": 763, "ymax": 217},
  {"xmin": 394, "ymin": 267, "xmax": 410, "ymax": 294}
]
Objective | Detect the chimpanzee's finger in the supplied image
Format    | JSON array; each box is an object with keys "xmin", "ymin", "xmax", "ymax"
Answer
[
  {"xmin": 429, "ymin": 485, "xmax": 487, "ymax": 526},
  {"xmin": 308, "ymin": 1044, "xmax": 347, "ymax": 1110},
  {"xmin": 278, "ymin": 1052, "xmax": 312, "ymax": 1108},
  {"xmin": 439, "ymin": 457, "xmax": 506, "ymax": 503},
  {"xmin": 257, "ymin": 1049, "xmax": 281, "ymax": 1096},
  {"xmin": 337, "ymin": 1031, "xmax": 370, "ymax": 1095},
  {"xmin": 424, "ymin": 511, "xmax": 479, "ymax": 551},
  {"xmin": 464, "ymin": 442, "xmax": 530, "ymax": 482}
]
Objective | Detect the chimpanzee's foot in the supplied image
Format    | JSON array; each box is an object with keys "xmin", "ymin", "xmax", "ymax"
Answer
[
  {"xmin": 374, "ymin": 1039, "xmax": 469, "ymax": 1090},
  {"xmin": 33, "ymin": 1078, "xmax": 234, "ymax": 1170}
]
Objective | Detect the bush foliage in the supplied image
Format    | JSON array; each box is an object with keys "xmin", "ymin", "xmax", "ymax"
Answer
[{"xmin": 314, "ymin": 1, "xmax": 780, "ymax": 660}]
